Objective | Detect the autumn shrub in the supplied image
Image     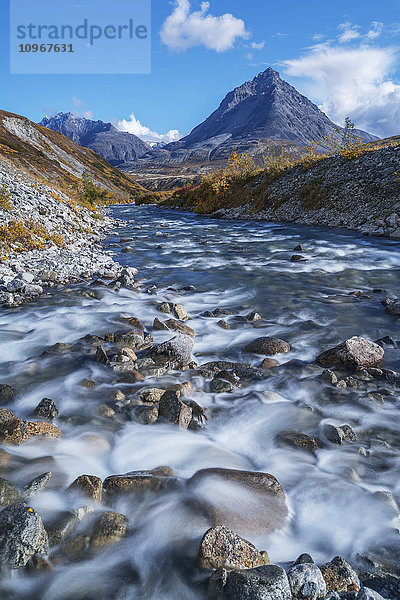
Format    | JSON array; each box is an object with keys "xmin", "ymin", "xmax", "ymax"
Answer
[{"xmin": 0, "ymin": 185, "xmax": 12, "ymax": 210}]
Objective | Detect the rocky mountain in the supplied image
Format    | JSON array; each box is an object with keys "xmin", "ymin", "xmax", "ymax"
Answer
[
  {"xmin": 40, "ymin": 113, "xmax": 151, "ymax": 166},
  {"xmin": 121, "ymin": 68, "xmax": 378, "ymax": 190},
  {"xmin": 0, "ymin": 109, "xmax": 144, "ymax": 199}
]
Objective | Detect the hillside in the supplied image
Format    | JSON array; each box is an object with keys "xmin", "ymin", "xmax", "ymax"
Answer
[
  {"xmin": 40, "ymin": 113, "xmax": 151, "ymax": 166},
  {"xmin": 0, "ymin": 109, "xmax": 144, "ymax": 202},
  {"xmin": 164, "ymin": 137, "xmax": 400, "ymax": 239}
]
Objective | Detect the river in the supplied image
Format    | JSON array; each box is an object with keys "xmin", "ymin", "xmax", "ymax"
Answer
[{"xmin": 1, "ymin": 205, "xmax": 400, "ymax": 599}]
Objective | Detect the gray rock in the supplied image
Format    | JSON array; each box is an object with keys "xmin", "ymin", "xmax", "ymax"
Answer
[
  {"xmin": 0, "ymin": 478, "xmax": 19, "ymax": 507},
  {"xmin": 149, "ymin": 335, "xmax": 194, "ymax": 368},
  {"xmin": 158, "ymin": 391, "xmax": 192, "ymax": 428},
  {"xmin": 131, "ymin": 405, "xmax": 159, "ymax": 425},
  {"xmin": 33, "ymin": 398, "xmax": 58, "ymax": 420},
  {"xmin": 209, "ymin": 564, "xmax": 292, "ymax": 600},
  {"xmin": 199, "ymin": 526, "xmax": 265, "ymax": 571},
  {"xmin": 243, "ymin": 337, "xmax": 291, "ymax": 356},
  {"xmin": 287, "ymin": 563, "xmax": 326, "ymax": 599},
  {"xmin": 0, "ymin": 501, "xmax": 47, "ymax": 568},
  {"xmin": 357, "ymin": 588, "xmax": 386, "ymax": 600},
  {"xmin": 0, "ymin": 384, "xmax": 17, "ymax": 403},
  {"xmin": 316, "ymin": 337, "xmax": 384, "ymax": 369},
  {"xmin": 21, "ymin": 472, "xmax": 52, "ymax": 501},
  {"xmin": 321, "ymin": 556, "xmax": 360, "ymax": 593},
  {"xmin": 209, "ymin": 378, "xmax": 234, "ymax": 393}
]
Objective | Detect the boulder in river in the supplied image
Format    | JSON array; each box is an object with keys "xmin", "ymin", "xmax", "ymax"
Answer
[
  {"xmin": 164, "ymin": 318, "xmax": 196, "ymax": 337},
  {"xmin": 67, "ymin": 474, "xmax": 103, "ymax": 502},
  {"xmin": 149, "ymin": 335, "xmax": 194, "ymax": 368},
  {"xmin": 187, "ymin": 468, "xmax": 288, "ymax": 536},
  {"xmin": 158, "ymin": 391, "xmax": 193, "ymax": 428},
  {"xmin": 103, "ymin": 466, "xmax": 176, "ymax": 500},
  {"xmin": 0, "ymin": 384, "xmax": 17, "ymax": 404},
  {"xmin": 287, "ymin": 563, "xmax": 327, "ymax": 599},
  {"xmin": 0, "ymin": 478, "xmax": 19, "ymax": 507},
  {"xmin": 0, "ymin": 501, "xmax": 48, "ymax": 568},
  {"xmin": 198, "ymin": 525, "xmax": 265, "ymax": 571},
  {"xmin": 33, "ymin": 398, "xmax": 59, "ymax": 421},
  {"xmin": 276, "ymin": 430, "xmax": 318, "ymax": 453},
  {"xmin": 243, "ymin": 337, "xmax": 291, "ymax": 356},
  {"xmin": 316, "ymin": 337, "xmax": 384, "ymax": 369},
  {"xmin": 208, "ymin": 564, "xmax": 292, "ymax": 600},
  {"xmin": 321, "ymin": 556, "xmax": 360, "ymax": 593},
  {"xmin": 173, "ymin": 303, "xmax": 188, "ymax": 321}
]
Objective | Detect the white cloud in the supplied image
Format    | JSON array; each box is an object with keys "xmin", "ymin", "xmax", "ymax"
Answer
[
  {"xmin": 117, "ymin": 114, "xmax": 182, "ymax": 144},
  {"xmin": 338, "ymin": 21, "xmax": 360, "ymax": 43},
  {"xmin": 83, "ymin": 110, "xmax": 94, "ymax": 119},
  {"xmin": 366, "ymin": 21, "xmax": 384, "ymax": 39},
  {"xmin": 251, "ymin": 41, "xmax": 265, "ymax": 50},
  {"xmin": 284, "ymin": 44, "xmax": 400, "ymax": 138},
  {"xmin": 160, "ymin": 0, "xmax": 249, "ymax": 52}
]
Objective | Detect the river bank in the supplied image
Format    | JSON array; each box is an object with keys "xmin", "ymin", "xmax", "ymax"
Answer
[
  {"xmin": 0, "ymin": 162, "xmax": 138, "ymax": 308},
  {"xmin": 163, "ymin": 142, "xmax": 400, "ymax": 240},
  {"xmin": 0, "ymin": 205, "xmax": 399, "ymax": 598}
]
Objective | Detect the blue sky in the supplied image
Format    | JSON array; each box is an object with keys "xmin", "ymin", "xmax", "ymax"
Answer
[{"xmin": 1, "ymin": 0, "xmax": 400, "ymax": 141}]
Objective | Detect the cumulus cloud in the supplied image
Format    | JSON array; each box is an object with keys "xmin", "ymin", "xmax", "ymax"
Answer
[
  {"xmin": 117, "ymin": 114, "xmax": 181, "ymax": 144},
  {"xmin": 338, "ymin": 21, "xmax": 360, "ymax": 43},
  {"xmin": 160, "ymin": 0, "xmax": 249, "ymax": 52},
  {"xmin": 251, "ymin": 41, "xmax": 265, "ymax": 50},
  {"xmin": 284, "ymin": 44, "xmax": 400, "ymax": 137}
]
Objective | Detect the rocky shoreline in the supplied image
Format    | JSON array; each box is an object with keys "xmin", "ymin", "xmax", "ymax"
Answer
[{"xmin": 0, "ymin": 162, "xmax": 133, "ymax": 308}]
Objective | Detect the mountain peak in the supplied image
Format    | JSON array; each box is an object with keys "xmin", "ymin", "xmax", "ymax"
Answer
[{"xmin": 40, "ymin": 112, "xmax": 151, "ymax": 166}]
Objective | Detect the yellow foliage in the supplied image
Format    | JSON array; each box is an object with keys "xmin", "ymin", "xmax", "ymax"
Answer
[
  {"xmin": 0, "ymin": 218, "xmax": 64, "ymax": 259},
  {"xmin": 0, "ymin": 185, "xmax": 12, "ymax": 210}
]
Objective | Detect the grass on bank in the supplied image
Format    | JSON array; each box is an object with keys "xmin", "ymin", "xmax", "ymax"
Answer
[{"xmin": 162, "ymin": 118, "xmax": 399, "ymax": 214}]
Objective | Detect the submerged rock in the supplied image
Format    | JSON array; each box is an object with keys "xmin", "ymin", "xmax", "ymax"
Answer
[
  {"xmin": 21, "ymin": 472, "xmax": 52, "ymax": 501},
  {"xmin": 198, "ymin": 525, "xmax": 265, "ymax": 571},
  {"xmin": 0, "ymin": 501, "xmax": 47, "ymax": 568},
  {"xmin": 316, "ymin": 337, "xmax": 384, "ymax": 370},
  {"xmin": 0, "ymin": 384, "xmax": 17, "ymax": 404},
  {"xmin": 187, "ymin": 467, "xmax": 288, "ymax": 535},
  {"xmin": 209, "ymin": 564, "xmax": 292, "ymax": 600},
  {"xmin": 276, "ymin": 430, "xmax": 318, "ymax": 453},
  {"xmin": 243, "ymin": 337, "xmax": 291, "ymax": 356}
]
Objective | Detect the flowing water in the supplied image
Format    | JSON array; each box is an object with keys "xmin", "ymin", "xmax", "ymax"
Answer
[{"xmin": 1, "ymin": 205, "xmax": 400, "ymax": 599}]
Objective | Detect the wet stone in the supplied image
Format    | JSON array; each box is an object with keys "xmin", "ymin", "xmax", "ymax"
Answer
[
  {"xmin": 287, "ymin": 563, "xmax": 327, "ymax": 599},
  {"xmin": 33, "ymin": 398, "xmax": 59, "ymax": 421},
  {"xmin": 157, "ymin": 302, "xmax": 172, "ymax": 314},
  {"xmin": 153, "ymin": 317, "xmax": 169, "ymax": 330},
  {"xmin": 276, "ymin": 430, "xmax": 318, "ymax": 453},
  {"xmin": 243, "ymin": 337, "xmax": 291, "ymax": 356},
  {"xmin": 316, "ymin": 337, "xmax": 384, "ymax": 370},
  {"xmin": 68, "ymin": 475, "xmax": 103, "ymax": 502},
  {"xmin": 158, "ymin": 391, "xmax": 192, "ymax": 428},
  {"xmin": 95, "ymin": 346, "xmax": 109, "ymax": 365},
  {"xmin": 187, "ymin": 467, "xmax": 288, "ymax": 536},
  {"xmin": 319, "ymin": 369, "xmax": 338, "ymax": 385},
  {"xmin": 103, "ymin": 467, "xmax": 175, "ymax": 499},
  {"xmin": 89, "ymin": 511, "xmax": 127, "ymax": 554},
  {"xmin": 0, "ymin": 384, "xmax": 17, "ymax": 404},
  {"xmin": 0, "ymin": 501, "xmax": 48, "ymax": 568},
  {"xmin": 149, "ymin": 335, "xmax": 194, "ymax": 369},
  {"xmin": 290, "ymin": 254, "xmax": 308, "ymax": 262},
  {"xmin": 0, "ymin": 477, "xmax": 19, "ymax": 506},
  {"xmin": 0, "ymin": 409, "xmax": 25, "ymax": 445},
  {"xmin": 209, "ymin": 378, "xmax": 234, "ymax": 393},
  {"xmin": 260, "ymin": 358, "xmax": 280, "ymax": 369},
  {"xmin": 23, "ymin": 421, "xmax": 62, "ymax": 441},
  {"xmin": 173, "ymin": 303, "xmax": 188, "ymax": 321},
  {"xmin": 164, "ymin": 318, "xmax": 196, "ymax": 336},
  {"xmin": 131, "ymin": 405, "xmax": 159, "ymax": 425},
  {"xmin": 21, "ymin": 472, "xmax": 52, "ymax": 501},
  {"xmin": 209, "ymin": 564, "xmax": 292, "ymax": 600},
  {"xmin": 138, "ymin": 388, "xmax": 166, "ymax": 404},
  {"xmin": 198, "ymin": 525, "xmax": 265, "ymax": 571},
  {"xmin": 321, "ymin": 556, "xmax": 360, "ymax": 594}
]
